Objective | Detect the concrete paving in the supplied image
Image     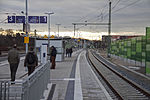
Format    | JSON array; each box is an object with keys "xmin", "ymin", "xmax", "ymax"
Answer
[
  {"xmin": 0, "ymin": 56, "xmax": 27, "ymax": 80},
  {"xmin": 79, "ymin": 51, "xmax": 112, "ymax": 100},
  {"xmin": 50, "ymin": 50, "xmax": 112, "ymax": 100}
]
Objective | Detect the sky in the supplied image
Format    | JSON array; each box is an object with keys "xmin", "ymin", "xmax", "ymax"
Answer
[{"xmin": 0, "ymin": 0, "xmax": 150, "ymax": 40}]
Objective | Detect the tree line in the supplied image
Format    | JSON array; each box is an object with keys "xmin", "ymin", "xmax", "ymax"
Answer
[{"xmin": 0, "ymin": 33, "xmax": 35, "ymax": 53}]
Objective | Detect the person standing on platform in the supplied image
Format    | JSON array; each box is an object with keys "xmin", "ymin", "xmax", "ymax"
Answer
[
  {"xmin": 24, "ymin": 47, "xmax": 38, "ymax": 76},
  {"xmin": 50, "ymin": 46, "xmax": 57, "ymax": 69},
  {"xmin": 66, "ymin": 48, "xmax": 69, "ymax": 57},
  {"xmin": 8, "ymin": 44, "xmax": 20, "ymax": 83},
  {"xmin": 69, "ymin": 47, "xmax": 73, "ymax": 57}
]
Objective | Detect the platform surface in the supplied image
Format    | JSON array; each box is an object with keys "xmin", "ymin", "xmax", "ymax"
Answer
[{"xmin": 50, "ymin": 50, "xmax": 112, "ymax": 100}]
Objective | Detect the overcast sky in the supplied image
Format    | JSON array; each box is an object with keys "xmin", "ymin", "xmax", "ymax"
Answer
[{"xmin": 0, "ymin": 0, "xmax": 150, "ymax": 39}]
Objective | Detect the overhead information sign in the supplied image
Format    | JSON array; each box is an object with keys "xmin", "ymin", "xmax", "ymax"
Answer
[
  {"xmin": 28, "ymin": 16, "xmax": 39, "ymax": 23},
  {"xmin": 16, "ymin": 16, "xmax": 25, "ymax": 23},
  {"xmin": 40, "ymin": 16, "xmax": 47, "ymax": 23},
  {"xmin": 8, "ymin": 16, "xmax": 15, "ymax": 23},
  {"xmin": 8, "ymin": 16, "xmax": 47, "ymax": 23}
]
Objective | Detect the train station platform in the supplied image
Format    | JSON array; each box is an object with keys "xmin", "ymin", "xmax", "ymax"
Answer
[
  {"xmin": 48, "ymin": 49, "xmax": 112, "ymax": 100},
  {"xmin": 0, "ymin": 49, "xmax": 112, "ymax": 100},
  {"xmin": 1, "ymin": 48, "xmax": 150, "ymax": 100}
]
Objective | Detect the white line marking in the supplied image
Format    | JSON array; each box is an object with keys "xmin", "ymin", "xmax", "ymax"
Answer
[
  {"xmin": 50, "ymin": 78, "xmax": 76, "ymax": 81},
  {"xmin": 84, "ymin": 51, "xmax": 113, "ymax": 100},
  {"xmin": 74, "ymin": 52, "xmax": 83, "ymax": 100},
  {"xmin": 63, "ymin": 78, "xmax": 76, "ymax": 81},
  {"xmin": 0, "ymin": 57, "xmax": 25, "ymax": 66}
]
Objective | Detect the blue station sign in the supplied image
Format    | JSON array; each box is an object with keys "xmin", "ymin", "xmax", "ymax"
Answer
[
  {"xmin": 16, "ymin": 16, "xmax": 25, "ymax": 23},
  {"xmin": 40, "ymin": 16, "xmax": 47, "ymax": 23},
  {"xmin": 8, "ymin": 16, "xmax": 47, "ymax": 23},
  {"xmin": 8, "ymin": 16, "xmax": 15, "ymax": 23},
  {"xmin": 28, "ymin": 16, "xmax": 39, "ymax": 23}
]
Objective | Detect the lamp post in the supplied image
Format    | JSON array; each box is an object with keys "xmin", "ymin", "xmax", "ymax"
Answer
[
  {"xmin": 45, "ymin": 12, "xmax": 54, "ymax": 55},
  {"xmin": 56, "ymin": 24, "xmax": 61, "ymax": 37},
  {"xmin": 107, "ymin": 1, "xmax": 111, "ymax": 58},
  {"xmin": 34, "ymin": 29, "xmax": 37, "ymax": 53},
  {"xmin": 25, "ymin": 0, "xmax": 28, "ymax": 54}
]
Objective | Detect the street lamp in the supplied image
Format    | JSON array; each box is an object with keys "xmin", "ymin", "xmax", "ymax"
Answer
[
  {"xmin": 56, "ymin": 24, "xmax": 61, "ymax": 37},
  {"xmin": 45, "ymin": 12, "xmax": 54, "ymax": 55},
  {"xmin": 25, "ymin": 0, "xmax": 28, "ymax": 54}
]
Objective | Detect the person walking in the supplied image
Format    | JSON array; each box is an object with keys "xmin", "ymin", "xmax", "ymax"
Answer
[
  {"xmin": 8, "ymin": 44, "xmax": 20, "ymax": 83},
  {"xmin": 24, "ymin": 47, "xmax": 38, "ymax": 76},
  {"xmin": 50, "ymin": 46, "xmax": 57, "ymax": 69},
  {"xmin": 69, "ymin": 47, "xmax": 73, "ymax": 57}
]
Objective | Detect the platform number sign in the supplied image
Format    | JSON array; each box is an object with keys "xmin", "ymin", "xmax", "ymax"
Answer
[
  {"xmin": 8, "ymin": 16, "xmax": 47, "ymax": 23},
  {"xmin": 8, "ymin": 16, "xmax": 15, "ymax": 23},
  {"xmin": 40, "ymin": 16, "xmax": 47, "ymax": 23}
]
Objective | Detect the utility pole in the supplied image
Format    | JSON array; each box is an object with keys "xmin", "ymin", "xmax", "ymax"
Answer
[
  {"xmin": 107, "ymin": 0, "xmax": 111, "ymax": 58},
  {"xmin": 45, "ymin": 12, "xmax": 54, "ymax": 55},
  {"xmin": 25, "ymin": 0, "xmax": 28, "ymax": 54},
  {"xmin": 34, "ymin": 29, "xmax": 37, "ymax": 53},
  {"xmin": 73, "ymin": 24, "xmax": 76, "ymax": 37},
  {"xmin": 56, "ymin": 24, "xmax": 61, "ymax": 37}
]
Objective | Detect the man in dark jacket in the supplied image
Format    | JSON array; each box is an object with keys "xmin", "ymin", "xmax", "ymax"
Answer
[
  {"xmin": 8, "ymin": 44, "xmax": 20, "ymax": 82},
  {"xmin": 24, "ymin": 47, "xmax": 38, "ymax": 76},
  {"xmin": 50, "ymin": 46, "xmax": 57, "ymax": 69},
  {"xmin": 69, "ymin": 47, "xmax": 73, "ymax": 57}
]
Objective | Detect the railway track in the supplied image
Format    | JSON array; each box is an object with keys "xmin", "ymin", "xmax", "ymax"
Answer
[{"xmin": 87, "ymin": 50, "xmax": 150, "ymax": 100}]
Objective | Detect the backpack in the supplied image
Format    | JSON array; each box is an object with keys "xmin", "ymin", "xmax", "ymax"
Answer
[{"xmin": 27, "ymin": 53, "xmax": 35, "ymax": 64}]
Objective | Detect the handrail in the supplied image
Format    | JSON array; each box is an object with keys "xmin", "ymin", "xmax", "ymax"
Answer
[{"xmin": 0, "ymin": 61, "xmax": 50, "ymax": 100}]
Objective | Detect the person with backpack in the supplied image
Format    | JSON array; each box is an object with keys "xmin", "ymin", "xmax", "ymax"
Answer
[
  {"xmin": 50, "ymin": 46, "xmax": 57, "ymax": 69},
  {"xmin": 24, "ymin": 47, "xmax": 38, "ymax": 76},
  {"xmin": 8, "ymin": 44, "xmax": 20, "ymax": 83}
]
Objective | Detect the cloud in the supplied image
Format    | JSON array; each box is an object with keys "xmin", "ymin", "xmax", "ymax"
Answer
[{"xmin": 0, "ymin": 0, "xmax": 150, "ymax": 36}]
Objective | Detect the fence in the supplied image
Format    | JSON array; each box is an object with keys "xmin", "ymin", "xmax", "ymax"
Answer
[
  {"xmin": 0, "ymin": 61, "xmax": 50, "ymax": 100},
  {"xmin": 109, "ymin": 27, "xmax": 150, "ymax": 75}
]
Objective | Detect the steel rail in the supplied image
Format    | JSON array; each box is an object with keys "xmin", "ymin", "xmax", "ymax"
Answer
[
  {"xmin": 88, "ymin": 50, "xmax": 150, "ymax": 100},
  {"xmin": 87, "ymin": 51, "xmax": 123, "ymax": 100}
]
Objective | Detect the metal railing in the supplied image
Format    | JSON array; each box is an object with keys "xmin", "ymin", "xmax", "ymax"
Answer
[
  {"xmin": 0, "ymin": 81, "xmax": 10, "ymax": 100},
  {"xmin": 22, "ymin": 61, "xmax": 50, "ymax": 100},
  {"xmin": 0, "ymin": 61, "xmax": 50, "ymax": 100}
]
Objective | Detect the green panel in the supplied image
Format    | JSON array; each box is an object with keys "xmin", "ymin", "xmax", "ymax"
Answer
[
  {"xmin": 136, "ymin": 53, "xmax": 142, "ymax": 61},
  {"xmin": 142, "ymin": 52, "xmax": 145, "ymax": 58},
  {"xmin": 146, "ymin": 27, "xmax": 150, "ymax": 39},
  {"xmin": 127, "ymin": 49, "xmax": 131, "ymax": 58},
  {"xmin": 146, "ymin": 62, "xmax": 150, "ymax": 74},
  {"xmin": 146, "ymin": 27, "xmax": 150, "ymax": 75},
  {"xmin": 109, "ymin": 36, "xmax": 145, "ymax": 63},
  {"xmin": 146, "ymin": 51, "xmax": 150, "ymax": 61},
  {"xmin": 136, "ymin": 42, "xmax": 142, "ymax": 52},
  {"xmin": 146, "ymin": 44, "xmax": 150, "ymax": 51},
  {"xmin": 127, "ymin": 41, "xmax": 131, "ymax": 47}
]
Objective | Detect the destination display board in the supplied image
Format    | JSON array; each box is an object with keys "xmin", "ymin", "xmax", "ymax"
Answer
[
  {"xmin": 16, "ymin": 16, "xmax": 25, "ymax": 23},
  {"xmin": 28, "ymin": 16, "xmax": 39, "ymax": 23},
  {"xmin": 8, "ymin": 16, "xmax": 47, "ymax": 23}
]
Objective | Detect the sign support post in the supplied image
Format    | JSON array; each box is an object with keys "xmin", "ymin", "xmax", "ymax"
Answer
[{"xmin": 25, "ymin": 0, "xmax": 28, "ymax": 54}]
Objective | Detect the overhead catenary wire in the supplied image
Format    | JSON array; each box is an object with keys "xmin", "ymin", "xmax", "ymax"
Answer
[
  {"xmin": 74, "ymin": 0, "xmax": 142, "ymax": 32},
  {"xmin": 112, "ymin": 0, "xmax": 142, "ymax": 14},
  {"xmin": 74, "ymin": 1, "xmax": 109, "ymax": 31}
]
